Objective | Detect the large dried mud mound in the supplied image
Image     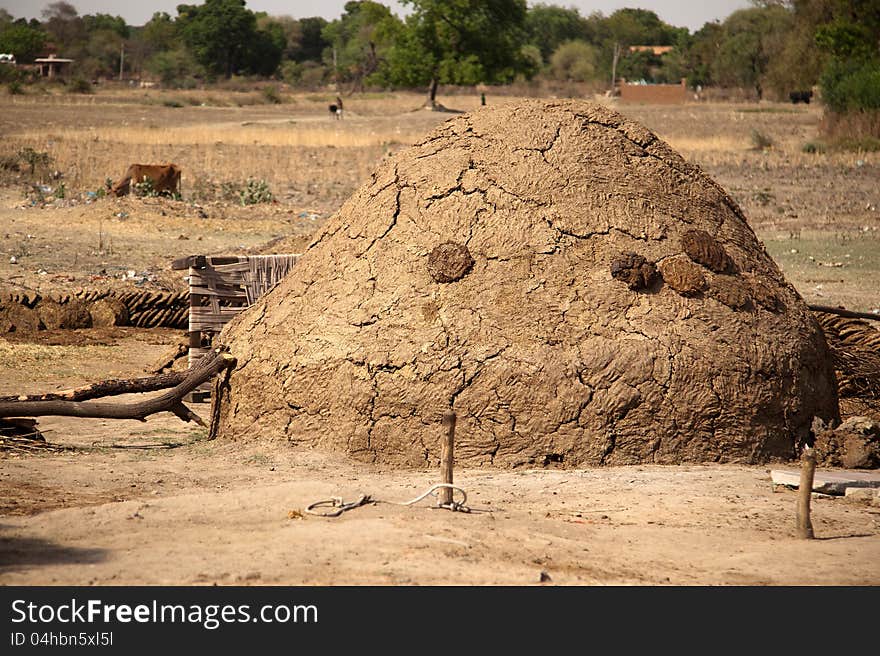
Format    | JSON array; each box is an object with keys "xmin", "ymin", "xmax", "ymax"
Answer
[{"xmin": 215, "ymin": 100, "xmax": 838, "ymax": 467}]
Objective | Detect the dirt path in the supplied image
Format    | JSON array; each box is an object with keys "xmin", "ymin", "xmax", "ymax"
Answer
[{"xmin": 2, "ymin": 444, "xmax": 878, "ymax": 585}]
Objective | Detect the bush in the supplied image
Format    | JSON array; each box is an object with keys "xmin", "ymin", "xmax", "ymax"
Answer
[
  {"xmin": 67, "ymin": 78, "xmax": 93, "ymax": 94},
  {"xmin": 7, "ymin": 81, "xmax": 23, "ymax": 95},
  {"xmin": 550, "ymin": 41, "xmax": 598, "ymax": 83},
  {"xmin": 262, "ymin": 85, "xmax": 282, "ymax": 104},
  {"xmin": 133, "ymin": 176, "xmax": 157, "ymax": 197},
  {"xmin": 281, "ymin": 61, "xmax": 302, "ymax": 85},
  {"xmin": 802, "ymin": 141, "xmax": 826, "ymax": 154},
  {"xmin": 821, "ymin": 59, "xmax": 880, "ymax": 113},
  {"xmin": 297, "ymin": 62, "xmax": 327, "ymax": 90},
  {"xmin": 239, "ymin": 178, "xmax": 273, "ymax": 205},
  {"xmin": 750, "ymin": 129, "xmax": 774, "ymax": 151},
  {"xmin": 17, "ymin": 147, "xmax": 52, "ymax": 175}
]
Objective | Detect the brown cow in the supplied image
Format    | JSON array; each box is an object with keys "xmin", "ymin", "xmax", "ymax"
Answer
[{"xmin": 110, "ymin": 163, "xmax": 181, "ymax": 197}]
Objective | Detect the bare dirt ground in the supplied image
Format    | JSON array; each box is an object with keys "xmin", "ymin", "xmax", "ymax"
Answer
[{"xmin": 1, "ymin": 91, "xmax": 879, "ymax": 585}]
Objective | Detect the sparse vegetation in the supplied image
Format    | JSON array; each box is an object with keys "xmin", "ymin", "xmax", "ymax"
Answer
[
  {"xmin": 238, "ymin": 178, "xmax": 274, "ymax": 205},
  {"xmin": 16, "ymin": 147, "xmax": 52, "ymax": 177},
  {"xmin": 832, "ymin": 136, "xmax": 880, "ymax": 153},
  {"xmin": 750, "ymin": 129, "xmax": 773, "ymax": 151},
  {"xmin": 133, "ymin": 176, "xmax": 157, "ymax": 197},
  {"xmin": 67, "ymin": 78, "xmax": 93, "ymax": 94},
  {"xmin": 261, "ymin": 85, "xmax": 282, "ymax": 104}
]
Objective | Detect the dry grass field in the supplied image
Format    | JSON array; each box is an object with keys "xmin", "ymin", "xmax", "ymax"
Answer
[{"xmin": 1, "ymin": 88, "xmax": 878, "ymax": 585}]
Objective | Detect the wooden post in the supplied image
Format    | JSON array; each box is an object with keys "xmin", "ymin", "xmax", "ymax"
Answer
[
  {"xmin": 440, "ymin": 412, "xmax": 456, "ymax": 506},
  {"xmin": 796, "ymin": 448, "xmax": 817, "ymax": 539}
]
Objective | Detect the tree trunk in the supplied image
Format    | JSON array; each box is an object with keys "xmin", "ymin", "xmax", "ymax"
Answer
[
  {"xmin": 0, "ymin": 371, "xmax": 188, "ymax": 404},
  {"xmin": 0, "ymin": 351, "xmax": 235, "ymax": 427},
  {"xmin": 428, "ymin": 77, "xmax": 439, "ymax": 105}
]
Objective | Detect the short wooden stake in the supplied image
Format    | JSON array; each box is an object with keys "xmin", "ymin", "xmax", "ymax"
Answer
[
  {"xmin": 796, "ymin": 447, "xmax": 816, "ymax": 539},
  {"xmin": 440, "ymin": 412, "xmax": 456, "ymax": 506}
]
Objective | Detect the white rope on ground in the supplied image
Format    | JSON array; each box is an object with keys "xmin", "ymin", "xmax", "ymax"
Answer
[{"xmin": 304, "ymin": 483, "xmax": 471, "ymax": 517}]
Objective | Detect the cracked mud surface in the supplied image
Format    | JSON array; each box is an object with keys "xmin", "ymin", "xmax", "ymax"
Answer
[{"xmin": 217, "ymin": 100, "xmax": 838, "ymax": 467}]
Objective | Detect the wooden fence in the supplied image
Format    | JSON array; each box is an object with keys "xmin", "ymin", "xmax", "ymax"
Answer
[{"xmin": 172, "ymin": 254, "xmax": 300, "ymax": 400}]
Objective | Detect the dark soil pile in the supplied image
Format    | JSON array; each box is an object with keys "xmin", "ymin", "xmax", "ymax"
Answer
[{"xmin": 214, "ymin": 100, "xmax": 838, "ymax": 467}]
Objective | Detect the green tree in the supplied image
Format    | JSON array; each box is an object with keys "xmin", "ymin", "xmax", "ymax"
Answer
[
  {"xmin": 711, "ymin": 6, "xmax": 793, "ymax": 99},
  {"xmin": 176, "ymin": 0, "xmax": 258, "ymax": 78},
  {"xmin": 82, "ymin": 13, "xmax": 129, "ymax": 39},
  {"xmin": 0, "ymin": 22, "xmax": 47, "ymax": 63},
  {"xmin": 525, "ymin": 4, "xmax": 588, "ymax": 63},
  {"xmin": 322, "ymin": 1, "xmax": 402, "ymax": 91},
  {"xmin": 549, "ymin": 40, "xmax": 597, "ymax": 82},
  {"xmin": 604, "ymin": 8, "xmax": 683, "ymax": 47},
  {"xmin": 293, "ymin": 17, "xmax": 330, "ymax": 62},
  {"xmin": 682, "ymin": 22, "xmax": 724, "ymax": 87},
  {"xmin": 79, "ymin": 28, "xmax": 124, "ymax": 78},
  {"xmin": 386, "ymin": 0, "xmax": 529, "ymax": 107},
  {"xmin": 584, "ymin": 8, "xmax": 688, "ymax": 84},
  {"xmin": 147, "ymin": 47, "xmax": 202, "ymax": 86},
  {"xmin": 815, "ymin": 3, "xmax": 880, "ymax": 118},
  {"xmin": 41, "ymin": 1, "xmax": 85, "ymax": 52},
  {"xmin": 141, "ymin": 12, "xmax": 178, "ymax": 52},
  {"xmin": 244, "ymin": 13, "xmax": 285, "ymax": 77}
]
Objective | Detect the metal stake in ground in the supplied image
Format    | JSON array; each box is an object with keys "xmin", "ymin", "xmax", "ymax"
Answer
[
  {"xmin": 440, "ymin": 412, "xmax": 456, "ymax": 507},
  {"xmin": 796, "ymin": 447, "xmax": 817, "ymax": 539}
]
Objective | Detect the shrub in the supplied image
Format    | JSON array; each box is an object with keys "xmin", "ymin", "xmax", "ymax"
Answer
[
  {"xmin": 750, "ymin": 129, "xmax": 773, "ymax": 151},
  {"xmin": 7, "ymin": 81, "xmax": 23, "ymax": 95},
  {"xmin": 821, "ymin": 59, "xmax": 880, "ymax": 114},
  {"xmin": 802, "ymin": 141, "xmax": 826, "ymax": 154},
  {"xmin": 281, "ymin": 61, "xmax": 301, "ymax": 85},
  {"xmin": 239, "ymin": 178, "xmax": 273, "ymax": 205},
  {"xmin": 133, "ymin": 176, "xmax": 157, "ymax": 197},
  {"xmin": 262, "ymin": 85, "xmax": 282, "ymax": 104},
  {"xmin": 67, "ymin": 77, "xmax": 93, "ymax": 94},
  {"xmin": 17, "ymin": 147, "xmax": 52, "ymax": 175},
  {"xmin": 550, "ymin": 41, "xmax": 598, "ymax": 83}
]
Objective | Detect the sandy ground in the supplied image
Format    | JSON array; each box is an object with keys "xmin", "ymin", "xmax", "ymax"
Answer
[
  {"xmin": 1, "ymin": 96, "xmax": 879, "ymax": 585},
  {"xmin": 1, "ymin": 331, "xmax": 878, "ymax": 586}
]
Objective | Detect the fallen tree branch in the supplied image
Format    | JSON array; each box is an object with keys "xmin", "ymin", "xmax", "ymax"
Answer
[
  {"xmin": 0, "ymin": 371, "xmax": 188, "ymax": 404},
  {"xmin": 809, "ymin": 304, "xmax": 880, "ymax": 322},
  {"xmin": 0, "ymin": 350, "xmax": 235, "ymax": 427}
]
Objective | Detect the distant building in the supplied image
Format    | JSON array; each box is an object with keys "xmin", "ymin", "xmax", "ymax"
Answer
[
  {"xmin": 628, "ymin": 45, "xmax": 674, "ymax": 56},
  {"xmin": 618, "ymin": 78, "xmax": 688, "ymax": 104},
  {"xmin": 34, "ymin": 54, "xmax": 74, "ymax": 78}
]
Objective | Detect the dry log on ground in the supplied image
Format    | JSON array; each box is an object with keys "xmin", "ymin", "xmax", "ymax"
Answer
[
  {"xmin": 0, "ymin": 371, "xmax": 188, "ymax": 404},
  {"xmin": 0, "ymin": 350, "xmax": 234, "ymax": 426},
  {"xmin": 809, "ymin": 305, "xmax": 880, "ymax": 322}
]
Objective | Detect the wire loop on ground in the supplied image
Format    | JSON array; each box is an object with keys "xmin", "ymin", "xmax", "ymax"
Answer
[{"xmin": 304, "ymin": 483, "xmax": 470, "ymax": 517}]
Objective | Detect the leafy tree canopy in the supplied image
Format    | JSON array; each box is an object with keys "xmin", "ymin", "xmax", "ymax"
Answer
[
  {"xmin": 0, "ymin": 22, "xmax": 46, "ymax": 62},
  {"xmin": 525, "ymin": 4, "xmax": 588, "ymax": 62},
  {"xmin": 322, "ymin": 1, "xmax": 402, "ymax": 90},
  {"xmin": 176, "ymin": 0, "xmax": 280, "ymax": 78},
  {"xmin": 386, "ymin": 0, "xmax": 529, "ymax": 103}
]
